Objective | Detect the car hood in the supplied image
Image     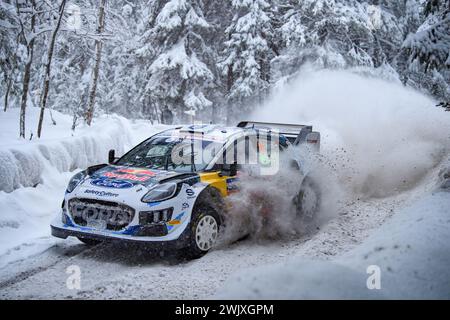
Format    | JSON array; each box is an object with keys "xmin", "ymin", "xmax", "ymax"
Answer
[{"xmin": 83, "ymin": 165, "xmax": 185, "ymax": 190}]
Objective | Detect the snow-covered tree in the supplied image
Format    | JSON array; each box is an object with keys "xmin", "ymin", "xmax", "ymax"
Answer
[
  {"xmin": 37, "ymin": 0, "xmax": 67, "ymax": 138},
  {"xmin": 220, "ymin": 0, "xmax": 277, "ymax": 121},
  {"xmin": 403, "ymin": 0, "xmax": 450, "ymax": 100},
  {"xmin": 140, "ymin": 0, "xmax": 214, "ymax": 123},
  {"xmin": 85, "ymin": 0, "xmax": 107, "ymax": 126},
  {"xmin": 16, "ymin": 0, "xmax": 38, "ymax": 138},
  {"xmin": 1, "ymin": 0, "xmax": 449, "ymax": 127},
  {"xmin": 49, "ymin": 5, "xmax": 95, "ymax": 129},
  {"xmin": 276, "ymin": 0, "xmax": 397, "ymax": 80},
  {"xmin": 403, "ymin": 0, "xmax": 450, "ymax": 70},
  {"xmin": 103, "ymin": 2, "xmax": 155, "ymax": 120},
  {"xmin": 0, "ymin": 0, "xmax": 24, "ymax": 112}
]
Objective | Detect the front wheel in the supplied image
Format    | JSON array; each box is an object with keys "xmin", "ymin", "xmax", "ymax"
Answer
[{"xmin": 184, "ymin": 206, "xmax": 220, "ymax": 259}]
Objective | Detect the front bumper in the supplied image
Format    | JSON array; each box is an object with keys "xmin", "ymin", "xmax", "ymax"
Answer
[{"xmin": 50, "ymin": 216, "xmax": 190, "ymax": 249}]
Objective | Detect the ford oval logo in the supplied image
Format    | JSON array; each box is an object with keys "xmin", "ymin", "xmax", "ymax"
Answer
[{"xmin": 90, "ymin": 178, "xmax": 134, "ymax": 189}]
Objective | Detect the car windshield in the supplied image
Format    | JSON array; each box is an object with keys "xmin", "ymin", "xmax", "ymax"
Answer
[{"xmin": 116, "ymin": 135, "xmax": 224, "ymax": 172}]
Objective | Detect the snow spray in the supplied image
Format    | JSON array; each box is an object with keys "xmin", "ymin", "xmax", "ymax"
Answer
[{"xmin": 216, "ymin": 67, "xmax": 450, "ymax": 244}]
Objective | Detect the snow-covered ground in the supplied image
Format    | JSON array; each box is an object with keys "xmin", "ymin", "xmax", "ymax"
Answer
[
  {"xmin": 0, "ymin": 162, "xmax": 447, "ymax": 299},
  {"xmin": 0, "ymin": 71, "xmax": 449, "ymax": 299},
  {"xmin": 217, "ymin": 188, "xmax": 450, "ymax": 299}
]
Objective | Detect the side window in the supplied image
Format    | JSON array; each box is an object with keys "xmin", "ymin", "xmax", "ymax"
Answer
[
  {"xmin": 209, "ymin": 138, "xmax": 236, "ymax": 171},
  {"xmin": 211, "ymin": 133, "xmax": 277, "ymax": 175},
  {"xmin": 236, "ymin": 135, "xmax": 260, "ymax": 176},
  {"xmin": 211, "ymin": 136, "xmax": 249, "ymax": 172}
]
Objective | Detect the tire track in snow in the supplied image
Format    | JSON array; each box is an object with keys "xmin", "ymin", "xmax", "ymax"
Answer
[{"xmin": 0, "ymin": 241, "xmax": 91, "ymax": 292}]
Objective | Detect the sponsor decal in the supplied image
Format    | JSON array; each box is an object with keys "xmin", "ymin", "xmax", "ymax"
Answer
[
  {"xmin": 226, "ymin": 177, "xmax": 240, "ymax": 194},
  {"xmin": 84, "ymin": 189, "xmax": 119, "ymax": 197},
  {"xmin": 182, "ymin": 202, "xmax": 189, "ymax": 210},
  {"xmin": 120, "ymin": 225, "xmax": 141, "ymax": 236},
  {"xmin": 97, "ymin": 167, "xmax": 157, "ymax": 183},
  {"xmin": 167, "ymin": 212, "xmax": 185, "ymax": 228},
  {"xmin": 167, "ymin": 220, "xmax": 181, "ymax": 226},
  {"xmin": 90, "ymin": 177, "xmax": 134, "ymax": 189},
  {"xmin": 103, "ymin": 171, "xmax": 150, "ymax": 182},
  {"xmin": 63, "ymin": 214, "xmax": 75, "ymax": 227},
  {"xmin": 146, "ymin": 202, "xmax": 162, "ymax": 207},
  {"xmin": 177, "ymin": 133, "xmax": 225, "ymax": 143},
  {"xmin": 174, "ymin": 212, "xmax": 185, "ymax": 220},
  {"xmin": 188, "ymin": 124, "xmax": 208, "ymax": 130},
  {"xmin": 87, "ymin": 219, "xmax": 106, "ymax": 230},
  {"xmin": 116, "ymin": 168, "xmax": 157, "ymax": 176},
  {"xmin": 186, "ymin": 188, "xmax": 195, "ymax": 197}
]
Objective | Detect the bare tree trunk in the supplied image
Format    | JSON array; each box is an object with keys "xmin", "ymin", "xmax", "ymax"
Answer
[
  {"xmin": 19, "ymin": 0, "xmax": 36, "ymax": 139},
  {"xmin": 37, "ymin": 0, "xmax": 66, "ymax": 138},
  {"xmin": 152, "ymin": 101, "xmax": 161, "ymax": 124},
  {"xmin": 211, "ymin": 103, "xmax": 215, "ymax": 123},
  {"xmin": 71, "ymin": 101, "xmax": 82, "ymax": 131},
  {"xmin": 71, "ymin": 113, "xmax": 78, "ymax": 131},
  {"xmin": 226, "ymin": 64, "xmax": 233, "ymax": 125},
  {"xmin": 4, "ymin": 78, "xmax": 12, "ymax": 112},
  {"xmin": 85, "ymin": 0, "xmax": 107, "ymax": 126}
]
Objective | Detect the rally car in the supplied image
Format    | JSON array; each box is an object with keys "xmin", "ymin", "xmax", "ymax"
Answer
[{"xmin": 51, "ymin": 121, "xmax": 321, "ymax": 259}]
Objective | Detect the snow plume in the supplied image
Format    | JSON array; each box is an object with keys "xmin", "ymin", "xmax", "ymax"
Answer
[
  {"xmin": 218, "ymin": 165, "xmax": 301, "ymax": 244},
  {"xmin": 217, "ymin": 150, "xmax": 344, "ymax": 244},
  {"xmin": 217, "ymin": 68, "xmax": 450, "ymax": 243},
  {"xmin": 253, "ymin": 68, "xmax": 450, "ymax": 198}
]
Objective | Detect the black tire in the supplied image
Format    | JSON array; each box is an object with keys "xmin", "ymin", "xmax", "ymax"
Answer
[
  {"xmin": 183, "ymin": 205, "xmax": 221, "ymax": 260},
  {"xmin": 77, "ymin": 237, "xmax": 102, "ymax": 246},
  {"xmin": 294, "ymin": 177, "xmax": 321, "ymax": 225}
]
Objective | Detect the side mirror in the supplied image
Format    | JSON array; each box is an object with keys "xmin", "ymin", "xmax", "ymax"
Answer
[
  {"xmin": 108, "ymin": 149, "xmax": 116, "ymax": 164},
  {"xmin": 220, "ymin": 163, "xmax": 237, "ymax": 177}
]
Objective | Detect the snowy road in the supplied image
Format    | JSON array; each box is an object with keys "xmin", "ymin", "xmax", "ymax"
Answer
[{"xmin": 0, "ymin": 174, "xmax": 434, "ymax": 299}]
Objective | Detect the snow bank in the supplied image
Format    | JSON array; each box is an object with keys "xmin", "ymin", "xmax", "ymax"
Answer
[
  {"xmin": 0, "ymin": 108, "xmax": 133, "ymax": 193},
  {"xmin": 0, "ymin": 108, "xmax": 166, "ymax": 265},
  {"xmin": 216, "ymin": 189, "xmax": 450, "ymax": 299}
]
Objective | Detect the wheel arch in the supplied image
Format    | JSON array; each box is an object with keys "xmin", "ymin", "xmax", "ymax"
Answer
[{"xmin": 192, "ymin": 185, "xmax": 226, "ymax": 224}]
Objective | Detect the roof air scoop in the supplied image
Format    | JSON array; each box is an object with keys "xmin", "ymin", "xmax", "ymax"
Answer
[{"xmin": 180, "ymin": 124, "xmax": 220, "ymax": 135}]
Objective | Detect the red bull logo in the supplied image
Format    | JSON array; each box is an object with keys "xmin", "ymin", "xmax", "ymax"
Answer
[
  {"xmin": 117, "ymin": 168, "xmax": 157, "ymax": 176},
  {"xmin": 101, "ymin": 167, "xmax": 157, "ymax": 182}
]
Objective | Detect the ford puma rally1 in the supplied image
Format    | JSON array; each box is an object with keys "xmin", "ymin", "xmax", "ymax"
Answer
[{"xmin": 51, "ymin": 121, "xmax": 321, "ymax": 258}]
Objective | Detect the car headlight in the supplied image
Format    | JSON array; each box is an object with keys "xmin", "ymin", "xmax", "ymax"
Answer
[
  {"xmin": 141, "ymin": 182, "xmax": 178, "ymax": 203},
  {"xmin": 66, "ymin": 171, "xmax": 86, "ymax": 193}
]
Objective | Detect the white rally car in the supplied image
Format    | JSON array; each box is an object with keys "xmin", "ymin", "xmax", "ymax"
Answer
[{"xmin": 51, "ymin": 122, "xmax": 321, "ymax": 259}]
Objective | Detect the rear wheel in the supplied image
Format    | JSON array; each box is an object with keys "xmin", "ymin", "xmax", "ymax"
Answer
[
  {"xmin": 184, "ymin": 205, "xmax": 220, "ymax": 259},
  {"xmin": 294, "ymin": 177, "xmax": 321, "ymax": 225},
  {"xmin": 77, "ymin": 237, "xmax": 102, "ymax": 246}
]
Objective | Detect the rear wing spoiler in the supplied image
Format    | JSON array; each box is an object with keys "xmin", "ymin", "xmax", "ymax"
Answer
[{"xmin": 237, "ymin": 121, "xmax": 320, "ymax": 148}]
